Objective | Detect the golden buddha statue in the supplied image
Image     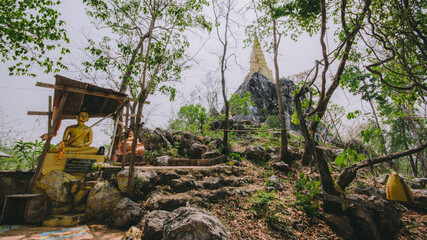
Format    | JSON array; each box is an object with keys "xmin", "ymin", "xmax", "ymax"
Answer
[{"xmin": 50, "ymin": 112, "xmax": 99, "ymax": 154}]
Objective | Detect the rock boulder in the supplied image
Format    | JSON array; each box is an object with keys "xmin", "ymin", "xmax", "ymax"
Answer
[
  {"xmin": 244, "ymin": 145, "xmax": 270, "ymax": 162},
  {"xmin": 110, "ymin": 197, "xmax": 142, "ymax": 228},
  {"xmin": 37, "ymin": 170, "xmax": 82, "ymax": 203},
  {"xmin": 142, "ymin": 210, "xmax": 172, "ymax": 240},
  {"xmin": 163, "ymin": 207, "xmax": 229, "ymax": 240},
  {"xmin": 189, "ymin": 142, "xmax": 208, "ymax": 159},
  {"xmin": 86, "ymin": 181, "xmax": 122, "ymax": 221}
]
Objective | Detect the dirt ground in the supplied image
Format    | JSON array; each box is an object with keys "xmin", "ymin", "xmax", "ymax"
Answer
[{"xmin": 0, "ymin": 225, "xmax": 125, "ymax": 240}]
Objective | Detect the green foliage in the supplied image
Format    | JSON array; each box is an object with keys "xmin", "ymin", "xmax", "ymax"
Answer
[
  {"xmin": 291, "ymin": 111, "xmax": 300, "ymax": 125},
  {"xmin": 250, "ymin": 190, "xmax": 276, "ymax": 218},
  {"xmin": 229, "ymin": 92, "xmax": 254, "ymax": 116},
  {"xmin": 334, "ymin": 148, "xmax": 365, "ymax": 167},
  {"xmin": 0, "ymin": 0, "xmax": 69, "ymax": 76},
  {"xmin": 255, "ymin": 125, "xmax": 271, "ymax": 139},
  {"xmin": 346, "ymin": 110, "xmax": 361, "ymax": 120},
  {"xmin": 170, "ymin": 104, "xmax": 213, "ymax": 134},
  {"xmin": 247, "ymin": 0, "xmax": 321, "ymax": 46},
  {"xmin": 83, "ymin": 0, "xmax": 211, "ymax": 100},
  {"xmin": 229, "ymin": 152, "xmax": 243, "ymax": 161},
  {"xmin": 143, "ymin": 145, "xmax": 180, "ymax": 163},
  {"xmin": 263, "ymin": 109, "xmax": 281, "ymax": 129},
  {"xmin": 11, "ymin": 139, "xmax": 44, "ymax": 170},
  {"xmin": 294, "ymin": 172, "xmax": 321, "ymax": 217}
]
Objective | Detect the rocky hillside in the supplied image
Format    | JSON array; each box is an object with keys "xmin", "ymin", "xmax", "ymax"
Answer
[{"xmin": 121, "ymin": 126, "xmax": 426, "ymax": 239}]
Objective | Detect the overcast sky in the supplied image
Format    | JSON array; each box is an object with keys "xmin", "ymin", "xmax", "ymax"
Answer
[{"xmin": 0, "ymin": 1, "xmax": 351, "ymax": 148}]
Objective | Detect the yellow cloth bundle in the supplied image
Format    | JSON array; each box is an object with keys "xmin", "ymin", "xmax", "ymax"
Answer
[{"xmin": 386, "ymin": 172, "xmax": 414, "ymax": 203}]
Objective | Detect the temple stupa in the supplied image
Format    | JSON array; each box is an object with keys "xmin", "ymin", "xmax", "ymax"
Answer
[{"xmin": 247, "ymin": 35, "xmax": 274, "ymax": 83}]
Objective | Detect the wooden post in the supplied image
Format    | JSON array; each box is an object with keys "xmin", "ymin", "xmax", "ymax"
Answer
[
  {"xmin": 28, "ymin": 93, "xmax": 68, "ymax": 193},
  {"xmin": 108, "ymin": 113, "xmax": 121, "ymax": 161},
  {"xmin": 48, "ymin": 96, "xmax": 52, "ymax": 131},
  {"xmin": 122, "ymin": 103, "xmax": 130, "ymax": 169},
  {"xmin": 108, "ymin": 104, "xmax": 125, "ymax": 162}
]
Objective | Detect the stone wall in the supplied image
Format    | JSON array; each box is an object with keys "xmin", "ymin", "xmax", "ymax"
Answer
[{"xmin": 0, "ymin": 171, "xmax": 34, "ymax": 214}]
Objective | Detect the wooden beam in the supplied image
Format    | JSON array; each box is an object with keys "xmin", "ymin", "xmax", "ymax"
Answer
[
  {"xmin": 28, "ymin": 93, "xmax": 68, "ymax": 193},
  {"xmin": 48, "ymin": 96, "xmax": 52, "ymax": 131},
  {"xmin": 35, "ymin": 82, "xmax": 150, "ymax": 104},
  {"xmin": 122, "ymin": 103, "xmax": 130, "ymax": 169},
  {"xmin": 27, "ymin": 111, "xmax": 113, "ymax": 119}
]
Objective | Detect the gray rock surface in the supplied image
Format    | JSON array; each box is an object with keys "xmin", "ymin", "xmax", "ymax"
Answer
[
  {"xmin": 232, "ymin": 72, "xmax": 298, "ymax": 132},
  {"xmin": 189, "ymin": 142, "xmax": 208, "ymax": 159},
  {"xmin": 86, "ymin": 181, "xmax": 122, "ymax": 221},
  {"xmin": 244, "ymin": 145, "xmax": 270, "ymax": 162},
  {"xmin": 271, "ymin": 161, "xmax": 290, "ymax": 173},
  {"xmin": 267, "ymin": 175, "xmax": 285, "ymax": 191},
  {"xmin": 142, "ymin": 210, "xmax": 172, "ymax": 240},
  {"xmin": 110, "ymin": 197, "xmax": 142, "ymax": 228},
  {"xmin": 115, "ymin": 169, "xmax": 158, "ymax": 193},
  {"xmin": 180, "ymin": 132, "xmax": 199, "ymax": 150},
  {"xmin": 163, "ymin": 207, "xmax": 229, "ymax": 240},
  {"xmin": 202, "ymin": 150, "xmax": 221, "ymax": 159},
  {"xmin": 156, "ymin": 155, "xmax": 172, "ymax": 166}
]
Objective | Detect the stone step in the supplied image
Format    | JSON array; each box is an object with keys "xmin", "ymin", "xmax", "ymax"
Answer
[
  {"xmin": 135, "ymin": 164, "xmax": 244, "ymax": 174},
  {"xmin": 43, "ymin": 213, "xmax": 85, "ymax": 227},
  {"xmin": 145, "ymin": 185, "xmax": 263, "ymax": 211},
  {"xmin": 153, "ymin": 165, "xmax": 245, "ymax": 179},
  {"xmin": 166, "ymin": 156, "xmax": 227, "ymax": 166},
  {"xmin": 161, "ymin": 176, "xmax": 254, "ymax": 193}
]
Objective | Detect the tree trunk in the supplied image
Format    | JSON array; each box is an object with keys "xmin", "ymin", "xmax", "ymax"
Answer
[
  {"xmin": 219, "ymin": 1, "xmax": 231, "ymax": 155},
  {"xmin": 337, "ymin": 141, "xmax": 427, "ymax": 189},
  {"xmin": 403, "ymin": 104, "xmax": 427, "ymax": 177},
  {"xmin": 127, "ymin": 93, "xmax": 146, "ymax": 196},
  {"xmin": 111, "ymin": 38, "xmax": 145, "ymax": 163},
  {"xmin": 295, "ymin": 88, "xmax": 341, "ymax": 213},
  {"xmin": 271, "ymin": 16, "xmax": 289, "ymax": 162}
]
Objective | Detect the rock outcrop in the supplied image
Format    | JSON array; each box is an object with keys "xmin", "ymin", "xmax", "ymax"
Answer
[
  {"xmin": 36, "ymin": 170, "xmax": 82, "ymax": 203},
  {"xmin": 142, "ymin": 210, "xmax": 172, "ymax": 240},
  {"xmin": 115, "ymin": 169, "xmax": 159, "ymax": 194},
  {"xmin": 142, "ymin": 207, "xmax": 229, "ymax": 240},
  {"xmin": 110, "ymin": 197, "xmax": 142, "ymax": 228},
  {"xmin": 86, "ymin": 181, "xmax": 122, "ymax": 221},
  {"xmin": 232, "ymin": 72, "xmax": 299, "ymax": 131}
]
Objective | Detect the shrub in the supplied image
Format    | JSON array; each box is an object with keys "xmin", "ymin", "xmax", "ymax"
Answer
[
  {"xmin": 294, "ymin": 173, "xmax": 321, "ymax": 217},
  {"xmin": 250, "ymin": 190, "xmax": 276, "ymax": 218}
]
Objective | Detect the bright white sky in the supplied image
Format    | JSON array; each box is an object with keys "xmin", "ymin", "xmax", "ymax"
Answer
[{"xmin": 0, "ymin": 1, "xmax": 355, "ymax": 148}]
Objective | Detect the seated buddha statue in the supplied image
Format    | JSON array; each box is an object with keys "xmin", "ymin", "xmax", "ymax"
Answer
[{"xmin": 50, "ymin": 112, "xmax": 99, "ymax": 154}]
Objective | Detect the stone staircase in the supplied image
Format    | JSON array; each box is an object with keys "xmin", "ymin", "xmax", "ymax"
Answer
[
  {"xmin": 136, "ymin": 165, "xmax": 262, "ymax": 211},
  {"xmin": 39, "ymin": 162, "xmax": 261, "ymax": 227}
]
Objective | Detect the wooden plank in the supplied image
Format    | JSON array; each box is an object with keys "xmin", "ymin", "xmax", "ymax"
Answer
[
  {"xmin": 48, "ymin": 96, "xmax": 52, "ymax": 131},
  {"xmin": 27, "ymin": 111, "xmax": 116, "ymax": 119},
  {"xmin": 214, "ymin": 129, "xmax": 283, "ymax": 132},
  {"xmin": 122, "ymin": 103, "xmax": 130, "ymax": 169},
  {"xmin": 36, "ymin": 82, "xmax": 150, "ymax": 104}
]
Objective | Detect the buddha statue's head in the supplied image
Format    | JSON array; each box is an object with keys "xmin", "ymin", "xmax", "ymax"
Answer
[{"xmin": 76, "ymin": 111, "xmax": 89, "ymax": 124}]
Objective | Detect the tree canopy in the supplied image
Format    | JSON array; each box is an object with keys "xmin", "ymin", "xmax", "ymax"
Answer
[{"xmin": 0, "ymin": 0, "xmax": 69, "ymax": 76}]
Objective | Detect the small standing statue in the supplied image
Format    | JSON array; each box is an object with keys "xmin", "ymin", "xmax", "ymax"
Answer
[{"xmin": 50, "ymin": 111, "xmax": 99, "ymax": 154}]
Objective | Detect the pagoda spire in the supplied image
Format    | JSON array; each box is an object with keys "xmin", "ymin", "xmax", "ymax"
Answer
[{"xmin": 249, "ymin": 34, "xmax": 273, "ymax": 82}]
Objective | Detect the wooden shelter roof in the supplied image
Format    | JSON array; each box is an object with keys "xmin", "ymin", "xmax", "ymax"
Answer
[{"xmin": 31, "ymin": 75, "xmax": 134, "ymax": 119}]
